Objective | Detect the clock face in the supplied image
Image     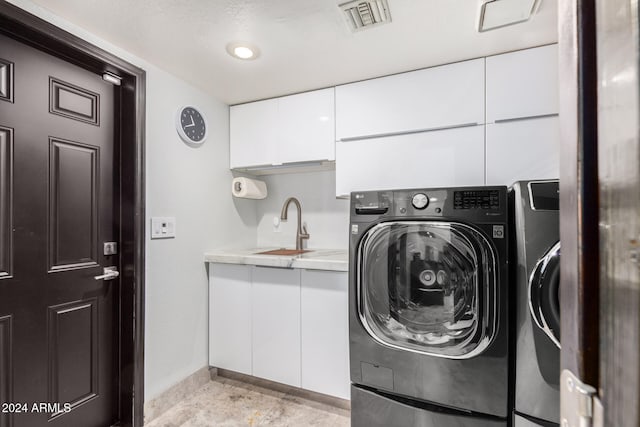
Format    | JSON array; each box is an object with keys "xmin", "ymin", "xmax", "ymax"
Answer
[{"xmin": 178, "ymin": 106, "xmax": 207, "ymax": 143}]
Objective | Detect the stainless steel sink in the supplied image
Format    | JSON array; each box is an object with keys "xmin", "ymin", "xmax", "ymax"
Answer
[{"xmin": 254, "ymin": 249, "xmax": 312, "ymax": 256}]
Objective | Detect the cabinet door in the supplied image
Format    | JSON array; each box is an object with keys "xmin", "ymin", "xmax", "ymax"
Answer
[
  {"xmin": 486, "ymin": 44, "xmax": 558, "ymax": 122},
  {"xmin": 278, "ymin": 88, "xmax": 335, "ymax": 164},
  {"xmin": 301, "ymin": 270, "xmax": 350, "ymax": 399},
  {"xmin": 230, "ymin": 99, "xmax": 278, "ymax": 168},
  {"xmin": 485, "ymin": 116, "xmax": 560, "ymax": 186},
  {"xmin": 252, "ymin": 266, "xmax": 301, "ymax": 387},
  {"xmin": 209, "ymin": 263, "xmax": 252, "ymax": 375},
  {"xmin": 336, "ymin": 125, "xmax": 485, "ymax": 197},
  {"xmin": 335, "ymin": 58, "xmax": 484, "ymax": 140}
]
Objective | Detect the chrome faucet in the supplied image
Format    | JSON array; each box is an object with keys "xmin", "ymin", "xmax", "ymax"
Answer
[{"xmin": 280, "ymin": 197, "xmax": 309, "ymax": 250}]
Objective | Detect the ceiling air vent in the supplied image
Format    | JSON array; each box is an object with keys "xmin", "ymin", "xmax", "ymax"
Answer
[{"xmin": 340, "ymin": 0, "xmax": 392, "ymax": 32}]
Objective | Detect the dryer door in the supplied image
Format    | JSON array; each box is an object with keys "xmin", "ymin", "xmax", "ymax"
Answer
[
  {"xmin": 529, "ymin": 242, "xmax": 561, "ymax": 348},
  {"xmin": 357, "ymin": 221, "xmax": 499, "ymax": 359}
]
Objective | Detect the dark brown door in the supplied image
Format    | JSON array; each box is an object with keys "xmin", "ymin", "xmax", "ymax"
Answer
[
  {"xmin": 560, "ymin": 1, "xmax": 640, "ymax": 426},
  {"xmin": 0, "ymin": 31, "xmax": 119, "ymax": 427}
]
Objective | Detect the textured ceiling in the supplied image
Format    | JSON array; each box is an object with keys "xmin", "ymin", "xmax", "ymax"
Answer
[{"xmin": 23, "ymin": 0, "xmax": 558, "ymax": 104}]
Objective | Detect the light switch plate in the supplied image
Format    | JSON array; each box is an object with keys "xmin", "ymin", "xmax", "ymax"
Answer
[{"xmin": 151, "ymin": 217, "xmax": 176, "ymax": 239}]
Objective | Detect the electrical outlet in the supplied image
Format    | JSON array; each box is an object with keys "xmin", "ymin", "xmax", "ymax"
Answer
[{"xmin": 151, "ymin": 217, "xmax": 176, "ymax": 239}]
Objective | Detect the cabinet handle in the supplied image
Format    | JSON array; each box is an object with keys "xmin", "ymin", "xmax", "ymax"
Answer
[
  {"xmin": 339, "ymin": 122, "xmax": 479, "ymax": 142},
  {"xmin": 494, "ymin": 113, "xmax": 558, "ymax": 124},
  {"xmin": 254, "ymin": 265, "xmax": 295, "ymax": 270}
]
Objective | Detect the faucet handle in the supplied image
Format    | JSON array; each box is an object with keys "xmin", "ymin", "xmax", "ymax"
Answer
[{"xmin": 301, "ymin": 224, "xmax": 309, "ymax": 238}]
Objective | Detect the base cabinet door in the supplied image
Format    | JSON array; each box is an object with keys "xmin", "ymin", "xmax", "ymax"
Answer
[
  {"xmin": 301, "ymin": 270, "xmax": 350, "ymax": 399},
  {"xmin": 513, "ymin": 414, "xmax": 549, "ymax": 427},
  {"xmin": 209, "ymin": 263, "xmax": 252, "ymax": 375},
  {"xmin": 252, "ymin": 266, "xmax": 301, "ymax": 387},
  {"xmin": 485, "ymin": 116, "xmax": 560, "ymax": 186}
]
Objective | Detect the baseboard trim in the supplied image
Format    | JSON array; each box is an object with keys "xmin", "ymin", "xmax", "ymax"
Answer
[
  {"xmin": 213, "ymin": 367, "xmax": 351, "ymax": 411},
  {"xmin": 143, "ymin": 366, "xmax": 211, "ymax": 424}
]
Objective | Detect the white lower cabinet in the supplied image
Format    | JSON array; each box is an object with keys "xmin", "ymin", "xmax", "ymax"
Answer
[
  {"xmin": 300, "ymin": 270, "xmax": 350, "ymax": 399},
  {"xmin": 209, "ymin": 264, "xmax": 252, "ymax": 375},
  {"xmin": 251, "ymin": 266, "xmax": 301, "ymax": 387},
  {"xmin": 335, "ymin": 125, "xmax": 485, "ymax": 197},
  {"xmin": 209, "ymin": 263, "xmax": 350, "ymax": 399},
  {"xmin": 485, "ymin": 116, "xmax": 560, "ymax": 186}
]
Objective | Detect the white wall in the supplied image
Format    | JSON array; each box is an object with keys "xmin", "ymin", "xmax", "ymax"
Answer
[
  {"xmin": 256, "ymin": 170, "xmax": 350, "ymax": 249},
  {"xmin": 7, "ymin": 0, "xmax": 258, "ymax": 401},
  {"xmin": 144, "ymin": 69, "xmax": 257, "ymax": 399}
]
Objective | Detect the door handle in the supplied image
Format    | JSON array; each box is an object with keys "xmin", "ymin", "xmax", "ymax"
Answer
[{"xmin": 94, "ymin": 266, "xmax": 120, "ymax": 281}]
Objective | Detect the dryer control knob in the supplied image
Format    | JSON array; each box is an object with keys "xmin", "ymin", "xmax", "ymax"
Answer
[{"xmin": 412, "ymin": 193, "xmax": 429, "ymax": 210}]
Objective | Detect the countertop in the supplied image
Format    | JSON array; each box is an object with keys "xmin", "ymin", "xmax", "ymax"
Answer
[{"xmin": 204, "ymin": 248, "xmax": 348, "ymax": 272}]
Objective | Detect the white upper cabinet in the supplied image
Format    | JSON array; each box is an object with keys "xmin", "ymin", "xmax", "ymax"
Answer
[
  {"xmin": 278, "ymin": 88, "xmax": 335, "ymax": 164},
  {"xmin": 230, "ymin": 88, "xmax": 335, "ymax": 169},
  {"xmin": 335, "ymin": 58, "xmax": 485, "ymax": 141},
  {"xmin": 230, "ymin": 99, "xmax": 278, "ymax": 169},
  {"xmin": 336, "ymin": 125, "xmax": 485, "ymax": 197},
  {"xmin": 486, "ymin": 44, "xmax": 558, "ymax": 123},
  {"xmin": 486, "ymin": 116, "xmax": 560, "ymax": 186}
]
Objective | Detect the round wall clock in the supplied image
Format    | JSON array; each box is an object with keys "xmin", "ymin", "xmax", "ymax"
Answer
[{"xmin": 176, "ymin": 106, "xmax": 207, "ymax": 144}]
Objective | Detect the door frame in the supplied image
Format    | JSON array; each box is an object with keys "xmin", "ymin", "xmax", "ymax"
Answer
[
  {"xmin": 558, "ymin": 0, "xmax": 600, "ymax": 384},
  {"xmin": 0, "ymin": 2, "xmax": 146, "ymax": 426}
]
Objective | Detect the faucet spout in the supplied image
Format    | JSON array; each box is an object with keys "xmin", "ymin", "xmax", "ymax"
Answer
[{"xmin": 280, "ymin": 197, "xmax": 309, "ymax": 250}]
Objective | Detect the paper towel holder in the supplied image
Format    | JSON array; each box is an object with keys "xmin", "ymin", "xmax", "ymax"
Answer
[{"xmin": 232, "ymin": 177, "xmax": 268, "ymax": 199}]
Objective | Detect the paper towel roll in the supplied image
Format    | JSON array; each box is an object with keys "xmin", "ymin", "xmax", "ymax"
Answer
[{"xmin": 231, "ymin": 177, "xmax": 267, "ymax": 199}]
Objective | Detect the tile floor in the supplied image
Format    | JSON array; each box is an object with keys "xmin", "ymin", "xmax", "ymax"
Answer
[{"xmin": 145, "ymin": 376, "xmax": 351, "ymax": 427}]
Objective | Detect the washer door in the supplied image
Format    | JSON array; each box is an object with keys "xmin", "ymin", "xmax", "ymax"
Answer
[
  {"xmin": 357, "ymin": 221, "xmax": 499, "ymax": 359},
  {"xmin": 529, "ymin": 242, "xmax": 561, "ymax": 348}
]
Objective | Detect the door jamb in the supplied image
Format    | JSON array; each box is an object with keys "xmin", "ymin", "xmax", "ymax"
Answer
[{"xmin": 0, "ymin": 2, "xmax": 146, "ymax": 426}]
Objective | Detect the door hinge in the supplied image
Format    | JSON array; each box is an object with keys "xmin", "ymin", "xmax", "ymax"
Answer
[{"xmin": 560, "ymin": 369, "xmax": 604, "ymax": 427}]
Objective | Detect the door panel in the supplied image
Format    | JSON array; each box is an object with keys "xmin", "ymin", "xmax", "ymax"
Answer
[
  {"xmin": 0, "ymin": 127, "xmax": 11, "ymax": 278},
  {"xmin": 0, "ymin": 32, "xmax": 119, "ymax": 427},
  {"xmin": 49, "ymin": 78, "xmax": 100, "ymax": 125},
  {"xmin": 0, "ymin": 315, "xmax": 11, "ymax": 427},
  {"xmin": 48, "ymin": 299, "xmax": 98, "ymax": 412},
  {"xmin": 48, "ymin": 138, "xmax": 99, "ymax": 271},
  {"xmin": 0, "ymin": 58, "xmax": 13, "ymax": 102}
]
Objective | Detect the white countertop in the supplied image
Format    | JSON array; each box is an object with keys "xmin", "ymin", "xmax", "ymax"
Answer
[{"xmin": 204, "ymin": 248, "xmax": 348, "ymax": 272}]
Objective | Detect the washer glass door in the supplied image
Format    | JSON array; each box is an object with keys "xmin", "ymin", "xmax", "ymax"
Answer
[{"xmin": 357, "ymin": 221, "xmax": 498, "ymax": 359}]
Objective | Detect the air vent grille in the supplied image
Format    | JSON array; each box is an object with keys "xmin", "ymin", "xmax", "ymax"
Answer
[{"xmin": 340, "ymin": 0, "xmax": 392, "ymax": 32}]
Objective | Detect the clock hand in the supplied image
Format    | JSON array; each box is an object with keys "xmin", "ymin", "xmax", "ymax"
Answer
[{"xmin": 185, "ymin": 115, "xmax": 196, "ymax": 128}]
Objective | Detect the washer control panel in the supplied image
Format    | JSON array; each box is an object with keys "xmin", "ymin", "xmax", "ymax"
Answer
[
  {"xmin": 411, "ymin": 193, "xmax": 429, "ymax": 210},
  {"xmin": 454, "ymin": 190, "xmax": 500, "ymax": 210}
]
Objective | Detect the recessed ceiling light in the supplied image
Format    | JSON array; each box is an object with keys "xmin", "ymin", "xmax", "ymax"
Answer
[{"xmin": 226, "ymin": 42, "xmax": 260, "ymax": 60}]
